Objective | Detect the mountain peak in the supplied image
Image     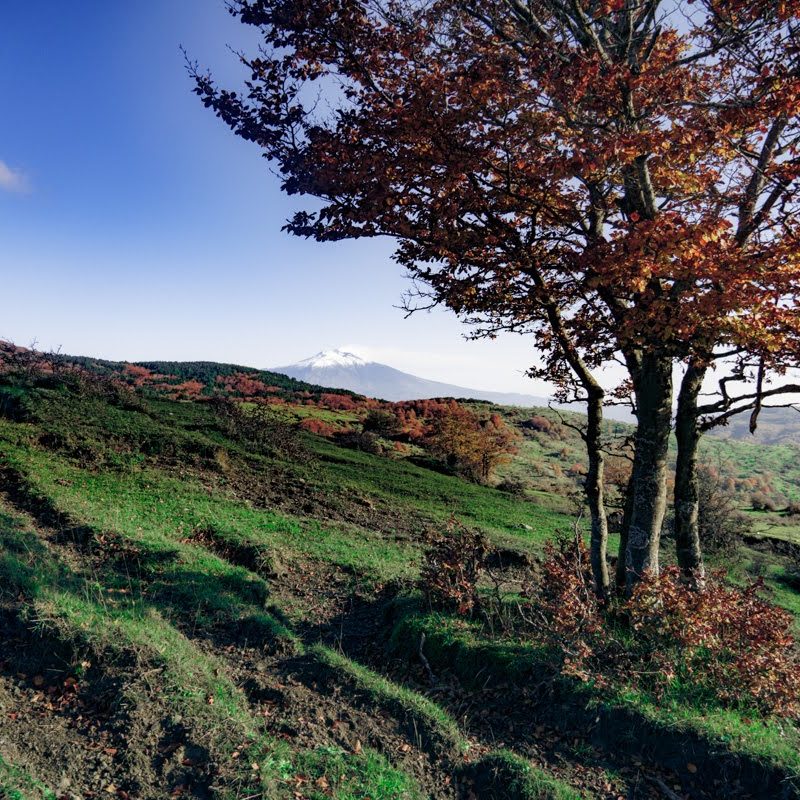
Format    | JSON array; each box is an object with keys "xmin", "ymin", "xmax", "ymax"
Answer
[
  {"xmin": 271, "ymin": 348, "xmax": 558, "ymax": 408},
  {"xmin": 295, "ymin": 349, "xmax": 371, "ymax": 369}
]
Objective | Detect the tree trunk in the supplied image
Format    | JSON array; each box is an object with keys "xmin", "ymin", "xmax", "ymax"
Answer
[
  {"xmin": 530, "ymin": 289, "xmax": 610, "ymax": 599},
  {"xmin": 625, "ymin": 353, "xmax": 673, "ymax": 592},
  {"xmin": 616, "ymin": 470, "xmax": 635, "ymax": 591},
  {"xmin": 673, "ymin": 362, "xmax": 706, "ymax": 586},
  {"xmin": 585, "ymin": 390, "xmax": 610, "ymax": 599}
]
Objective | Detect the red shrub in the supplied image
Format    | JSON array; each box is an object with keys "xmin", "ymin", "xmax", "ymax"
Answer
[
  {"xmin": 627, "ymin": 569, "xmax": 800, "ymax": 716},
  {"xmin": 122, "ymin": 364, "xmax": 155, "ymax": 384},
  {"xmin": 523, "ymin": 537, "xmax": 601, "ymax": 681},
  {"xmin": 422, "ymin": 405, "xmax": 518, "ymax": 483},
  {"xmin": 173, "ymin": 380, "xmax": 205, "ymax": 398},
  {"xmin": 523, "ymin": 544, "xmax": 800, "ymax": 716},
  {"xmin": 527, "ymin": 414, "xmax": 553, "ymax": 433},
  {"xmin": 217, "ymin": 373, "xmax": 271, "ymax": 397},
  {"xmin": 319, "ymin": 393, "xmax": 359, "ymax": 411}
]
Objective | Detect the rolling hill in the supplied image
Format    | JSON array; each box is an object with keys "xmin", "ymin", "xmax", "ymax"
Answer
[{"xmin": 1, "ymin": 345, "xmax": 799, "ymax": 800}]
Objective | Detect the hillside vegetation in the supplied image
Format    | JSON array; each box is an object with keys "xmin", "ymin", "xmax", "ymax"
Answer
[{"xmin": 1, "ymin": 349, "xmax": 799, "ymax": 799}]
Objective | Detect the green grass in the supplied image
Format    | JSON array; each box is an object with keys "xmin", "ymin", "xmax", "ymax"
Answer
[
  {"xmin": 306, "ymin": 435, "xmax": 571, "ymax": 549},
  {"xmin": 0, "ymin": 498, "xmax": 425, "ymax": 800},
  {"xmin": 0, "ymin": 384, "xmax": 579, "ymax": 565},
  {"xmin": 291, "ymin": 746, "xmax": 423, "ymax": 800},
  {"xmin": 701, "ymin": 437, "xmax": 800, "ymax": 504},
  {"xmin": 495, "ymin": 402, "xmax": 800, "ymax": 510},
  {"xmin": 0, "ymin": 755, "xmax": 57, "ymax": 800},
  {"xmin": 715, "ymin": 544, "xmax": 800, "ymax": 627},
  {"xmin": 0, "ymin": 382, "xmax": 574, "ymax": 587},
  {"xmin": 0, "ymin": 382, "xmax": 582, "ymax": 798},
  {"xmin": 0, "ymin": 502, "xmax": 265, "ymax": 793},
  {"xmin": 744, "ymin": 509, "xmax": 800, "ymax": 546},
  {"xmin": 0, "ymin": 509, "xmax": 65, "ymax": 597},
  {"xmin": 0, "ymin": 439, "xmax": 420, "ymax": 585},
  {"xmin": 269, "ymin": 402, "xmax": 361, "ymax": 427}
]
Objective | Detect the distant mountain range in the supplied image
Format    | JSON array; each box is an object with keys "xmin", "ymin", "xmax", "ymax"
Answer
[
  {"xmin": 708, "ymin": 406, "xmax": 800, "ymax": 446},
  {"xmin": 271, "ymin": 349, "xmax": 556, "ymax": 408},
  {"xmin": 271, "ymin": 349, "xmax": 800, "ymax": 443}
]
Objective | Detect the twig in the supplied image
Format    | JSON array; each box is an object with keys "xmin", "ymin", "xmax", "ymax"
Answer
[
  {"xmin": 648, "ymin": 775, "xmax": 684, "ymax": 800},
  {"xmin": 418, "ymin": 632, "xmax": 437, "ymax": 687}
]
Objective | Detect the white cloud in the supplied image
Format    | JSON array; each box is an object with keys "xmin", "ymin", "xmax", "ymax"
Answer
[{"xmin": 0, "ymin": 160, "xmax": 31, "ymax": 193}]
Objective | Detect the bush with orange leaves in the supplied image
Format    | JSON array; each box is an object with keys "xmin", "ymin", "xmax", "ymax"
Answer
[
  {"xmin": 524, "ymin": 537, "xmax": 604, "ymax": 682},
  {"xmin": 524, "ymin": 537, "xmax": 800, "ymax": 717},
  {"xmin": 297, "ymin": 417, "xmax": 338, "ymax": 437}
]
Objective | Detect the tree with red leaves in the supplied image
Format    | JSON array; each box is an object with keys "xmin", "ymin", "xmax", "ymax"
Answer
[{"xmin": 194, "ymin": 0, "xmax": 800, "ymax": 594}]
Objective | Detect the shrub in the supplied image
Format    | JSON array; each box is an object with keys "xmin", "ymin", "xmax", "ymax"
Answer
[
  {"xmin": 362, "ymin": 409, "xmax": 402, "ymax": 438},
  {"xmin": 0, "ymin": 387, "xmax": 36, "ymax": 422},
  {"xmin": 751, "ymin": 492, "xmax": 776, "ymax": 512},
  {"xmin": 566, "ymin": 462, "xmax": 586, "ymax": 478},
  {"xmin": 495, "ymin": 478, "xmax": 529, "ymax": 497},
  {"xmin": 521, "ymin": 536, "xmax": 600, "ymax": 681},
  {"xmin": 335, "ymin": 429, "xmax": 383, "ymax": 454},
  {"xmin": 626, "ymin": 570, "xmax": 800, "ymax": 716},
  {"xmin": 422, "ymin": 407, "xmax": 518, "ymax": 483},
  {"xmin": 211, "ymin": 397, "xmax": 305, "ymax": 459},
  {"xmin": 665, "ymin": 466, "xmax": 752, "ymax": 553},
  {"xmin": 0, "ymin": 343, "xmax": 145, "ymax": 412},
  {"xmin": 391, "ymin": 440, "xmax": 411, "ymax": 456},
  {"xmin": 525, "ymin": 414, "xmax": 553, "ymax": 433},
  {"xmin": 695, "ymin": 466, "xmax": 751, "ymax": 552},
  {"xmin": 521, "ymin": 542, "xmax": 800, "ymax": 716},
  {"xmin": 319, "ymin": 392, "xmax": 359, "ymax": 411},
  {"xmin": 215, "ymin": 372, "xmax": 270, "ymax": 397},
  {"xmin": 420, "ymin": 521, "xmax": 490, "ymax": 616}
]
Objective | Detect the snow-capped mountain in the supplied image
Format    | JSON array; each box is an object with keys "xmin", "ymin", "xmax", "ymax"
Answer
[
  {"xmin": 271, "ymin": 348, "xmax": 552, "ymax": 406},
  {"xmin": 294, "ymin": 350, "xmax": 373, "ymax": 369}
]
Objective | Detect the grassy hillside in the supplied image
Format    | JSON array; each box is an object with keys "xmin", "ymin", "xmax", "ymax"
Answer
[{"xmin": 0, "ymin": 358, "xmax": 799, "ymax": 799}]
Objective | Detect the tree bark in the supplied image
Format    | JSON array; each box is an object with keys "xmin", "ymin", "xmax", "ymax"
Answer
[
  {"xmin": 625, "ymin": 353, "xmax": 673, "ymax": 591},
  {"xmin": 616, "ymin": 470, "xmax": 635, "ymax": 591},
  {"xmin": 526, "ymin": 278, "xmax": 611, "ymax": 599},
  {"xmin": 585, "ymin": 389, "xmax": 610, "ymax": 599},
  {"xmin": 673, "ymin": 362, "xmax": 706, "ymax": 586}
]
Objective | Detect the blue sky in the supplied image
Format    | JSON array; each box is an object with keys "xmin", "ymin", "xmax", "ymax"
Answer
[{"xmin": 0, "ymin": 1, "xmax": 557, "ymax": 394}]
